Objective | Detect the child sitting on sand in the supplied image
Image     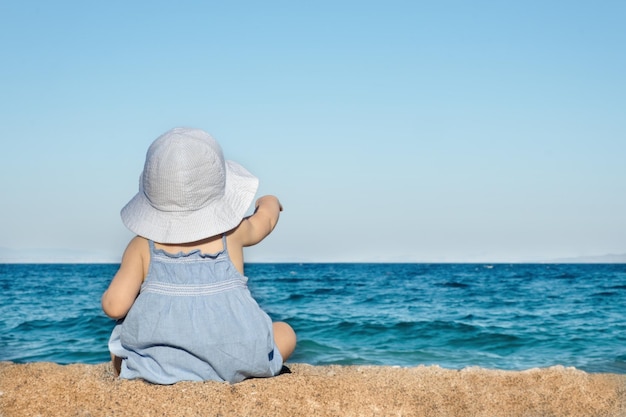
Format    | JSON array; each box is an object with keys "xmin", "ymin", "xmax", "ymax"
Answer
[{"xmin": 102, "ymin": 127, "xmax": 296, "ymax": 384}]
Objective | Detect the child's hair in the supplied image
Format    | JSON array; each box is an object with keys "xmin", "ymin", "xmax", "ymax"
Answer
[{"xmin": 120, "ymin": 127, "xmax": 258, "ymax": 243}]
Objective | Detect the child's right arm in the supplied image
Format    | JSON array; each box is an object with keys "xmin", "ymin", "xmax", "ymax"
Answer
[
  {"xmin": 235, "ymin": 195, "xmax": 283, "ymax": 247},
  {"xmin": 101, "ymin": 236, "xmax": 147, "ymax": 320}
]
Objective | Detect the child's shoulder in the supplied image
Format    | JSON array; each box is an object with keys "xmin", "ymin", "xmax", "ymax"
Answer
[
  {"xmin": 121, "ymin": 236, "xmax": 151, "ymax": 278},
  {"xmin": 128, "ymin": 235, "xmax": 150, "ymax": 248},
  {"xmin": 123, "ymin": 236, "xmax": 151, "ymax": 261}
]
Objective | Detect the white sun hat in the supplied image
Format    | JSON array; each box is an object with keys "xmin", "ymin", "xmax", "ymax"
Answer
[{"xmin": 120, "ymin": 127, "xmax": 259, "ymax": 243}]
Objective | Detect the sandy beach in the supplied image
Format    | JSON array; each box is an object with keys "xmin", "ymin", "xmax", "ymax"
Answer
[{"xmin": 0, "ymin": 362, "xmax": 624, "ymax": 416}]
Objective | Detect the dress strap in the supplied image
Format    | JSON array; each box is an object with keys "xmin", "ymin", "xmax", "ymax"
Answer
[
  {"xmin": 148, "ymin": 239, "xmax": 156, "ymax": 252},
  {"xmin": 221, "ymin": 234, "xmax": 228, "ymax": 251}
]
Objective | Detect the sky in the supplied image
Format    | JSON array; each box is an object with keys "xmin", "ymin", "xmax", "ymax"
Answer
[{"xmin": 0, "ymin": 1, "xmax": 624, "ymax": 263}]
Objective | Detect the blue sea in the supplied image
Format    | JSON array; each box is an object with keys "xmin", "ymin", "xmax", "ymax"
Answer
[{"xmin": 1, "ymin": 263, "xmax": 625, "ymax": 373}]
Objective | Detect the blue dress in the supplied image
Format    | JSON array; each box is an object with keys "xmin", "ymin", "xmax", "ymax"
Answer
[{"xmin": 108, "ymin": 237, "xmax": 283, "ymax": 384}]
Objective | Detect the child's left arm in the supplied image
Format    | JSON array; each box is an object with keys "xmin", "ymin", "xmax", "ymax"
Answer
[{"xmin": 101, "ymin": 236, "xmax": 147, "ymax": 320}]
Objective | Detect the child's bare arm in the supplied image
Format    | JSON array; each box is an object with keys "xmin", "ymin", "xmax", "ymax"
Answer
[
  {"xmin": 101, "ymin": 236, "xmax": 147, "ymax": 319},
  {"xmin": 235, "ymin": 195, "xmax": 282, "ymax": 247}
]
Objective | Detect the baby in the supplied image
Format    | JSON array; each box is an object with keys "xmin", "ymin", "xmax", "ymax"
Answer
[{"xmin": 102, "ymin": 127, "xmax": 296, "ymax": 384}]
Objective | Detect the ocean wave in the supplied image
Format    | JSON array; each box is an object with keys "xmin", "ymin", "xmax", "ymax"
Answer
[
  {"xmin": 436, "ymin": 281, "xmax": 471, "ymax": 289},
  {"xmin": 2, "ymin": 263, "xmax": 625, "ymax": 372}
]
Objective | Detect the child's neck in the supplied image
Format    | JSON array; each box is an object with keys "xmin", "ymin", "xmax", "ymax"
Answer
[{"xmin": 154, "ymin": 235, "xmax": 224, "ymax": 254}]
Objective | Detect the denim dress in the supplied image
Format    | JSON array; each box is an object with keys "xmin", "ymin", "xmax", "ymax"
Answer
[{"xmin": 108, "ymin": 237, "xmax": 283, "ymax": 384}]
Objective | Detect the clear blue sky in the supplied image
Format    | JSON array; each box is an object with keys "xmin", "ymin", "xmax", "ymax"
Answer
[{"xmin": 1, "ymin": 1, "xmax": 624, "ymax": 262}]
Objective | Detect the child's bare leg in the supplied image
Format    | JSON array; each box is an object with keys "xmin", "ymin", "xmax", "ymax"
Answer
[
  {"xmin": 111, "ymin": 353, "xmax": 122, "ymax": 376},
  {"xmin": 273, "ymin": 321, "xmax": 296, "ymax": 361}
]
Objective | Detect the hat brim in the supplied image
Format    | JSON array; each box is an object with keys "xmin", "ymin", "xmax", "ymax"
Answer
[{"xmin": 121, "ymin": 160, "xmax": 258, "ymax": 243}]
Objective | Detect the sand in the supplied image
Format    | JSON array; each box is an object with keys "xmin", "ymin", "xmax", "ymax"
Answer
[{"xmin": 0, "ymin": 362, "xmax": 624, "ymax": 417}]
